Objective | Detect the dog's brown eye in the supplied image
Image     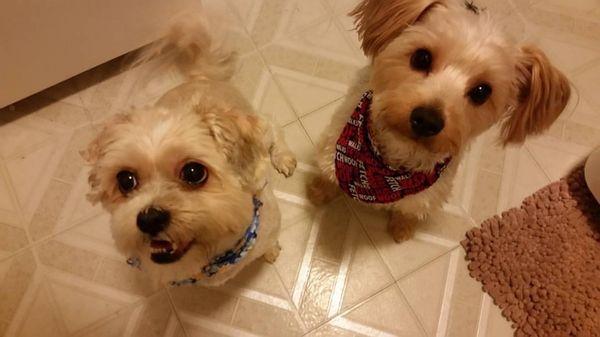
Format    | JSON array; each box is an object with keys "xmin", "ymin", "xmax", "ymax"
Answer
[
  {"xmin": 180, "ymin": 162, "xmax": 208, "ymax": 186},
  {"xmin": 116, "ymin": 170, "xmax": 137, "ymax": 194},
  {"xmin": 411, "ymin": 49, "xmax": 433, "ymax": 72},
  {"xmin": 468, "ymin": 83, "xmax": 493, "ymax": 105}
]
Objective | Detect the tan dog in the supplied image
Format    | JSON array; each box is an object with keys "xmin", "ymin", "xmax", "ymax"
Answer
[
  {"xmin": 309, "ymin": 0, "xmax": 570, "ymax": 242},
  {"xmin": 83, "ymin": 17, "xmax": 296, "ymax": 286}
]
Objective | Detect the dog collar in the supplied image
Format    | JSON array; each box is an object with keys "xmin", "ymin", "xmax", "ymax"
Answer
[
  {"xmin": 334, "ymin": 90, "xmax": 451, "ymax": 204},
  {"xmin": 126, "ymin": 196, "xmax": 263, "ymax": 286}
]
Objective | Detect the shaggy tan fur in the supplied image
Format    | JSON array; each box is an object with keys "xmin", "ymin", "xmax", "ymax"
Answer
[
  {"xmin": 503, "ymin": 45, "xmax": 571, "ymax": 144},
  {"xmin": 310, "ymin": 0, "xmax": 570, "ymax": 242},
  {"xmin": 350, "ymin": 0, "xmax": 442, "ymax": 57}
]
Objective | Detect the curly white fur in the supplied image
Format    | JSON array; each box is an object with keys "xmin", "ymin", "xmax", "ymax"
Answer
[{"xmin": 83, "ymin": 16, "xmax": 296, "ymax": 286}]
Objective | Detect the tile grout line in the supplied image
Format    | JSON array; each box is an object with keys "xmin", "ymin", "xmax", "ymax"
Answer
[
  {"xmin": 299, "ymin": 96, "xmax": 345, "ymax": 123},
  {"xmin": 475, "ymin": 294, "xmax": 493, "ymax": 337},
  {"xmin": 3, "ymin": 272, "xmax": 47, "ymax": 337},
  {"xmin": 317, "ymin": 0, "xmax": 336, "ymax": 19},
  {"xmin": 225, "ymin": 0, "xmax": 306, "ymax": 123},
  {"xmin": 164, "ymin": 313, "xmax": 182, "ymax": 337},
  {"xmin": 524, "ymin": 144, "xmax": 553, "ymax": 182},
  {"xmin": 6, "ymin": 205, "xmax": 113, "ymax": 265},
  {"xmin": 0, "ymin": 160, "xmax": 26, "ymax": 223},
  {"xmin": 274, "ymin": 190, "xmax": 313, "ymax": 207},
  {"xmin": 460, "ymin": 135, "xmax": 486, "ymax": 215},
  {"xmin": 0, "ymin": 155, "xmax": 44, "ymax": 269},
  {"xmin": 44, "ymin": 278, "xmax": 72, "ymax": 334},
  {"xmin": 570, "ymin": 57, "xmax": 600, "ymax": 78},
  {"xmin": 344, "ymin": 201, "xmax": 402, "ymax": 283},
  {"xmin": 229, "ymin": 297, "xmax": 241, "ymax": 326},
  {"xmin": 329, "ymin": 316, "xmax": 399, "ymax": 337},
  {"xmin": 394, "ymin": 245, "xmax": 461, "ymax": 288},
  {"xmin": 256, "ymin": 63, "xmax": 303, "ymax": 123},
  {"xmin": 71, "ymin": 303, "xmax": 136, "ymax": 337},
  {"xmin": 312, "ymin": 255, "xmax": 345, "ymax": 268},
  {"xmin": 218, "ymin": 284, "xmax": 292, "ymax": 311},
  {"xmin": 291, "ymin": 211, "xmax": 322, "ymax": 307},
  {"xmin": 344, "ymin": 199, "xmax": 461, "ymax": 284},
  {"xmin": 240, "ymin": 4, "xmax": 366, "ymax": 127},
  {"xmin": 301, "ymin": 280, "xmax": 399, "ymax": 336},
  {"xmin": 260, "ymin": 0, "xmax": 291, "ymax": 44},
  {"xmin": 394, "ymin": 282, "xmax": 429, "ymax": 337},
  {"xmin": 250, "ymin": 70, "xmax": 271, "ymax": 114},
  {"xmin": 18, "ymin": 129, "xmax": 74, "ymax": 237},
  {"xmin": 270, "ymin": 3, "xmax": 335, "ymax": 48},
  {"xmin": 91, "ymin": 257, "xmax": 105, "ymax": 281},
  {"xmin": 235, "ymin": 3, "xmax": 360, "ymax": 125},
  {"xmin": 434, "ymin": 248, "xmax": 461, "ymax": 337},
  {"xmin": 177, "ymin": 311, "xmax": 262, "ymax": 337},
  {"xmin": 51, "ymin": 176, "xmax": 75, "ymax": 186},
  {"xmin": 326, "ymin": 219, "xmax": 357, "ymax": 318},
  {"xmin": 266, "ymin": 211, "xmax": 311, "ymax": 332},
  {"xmin": 496, "ymin": 146, "xmax": 520, "ymax": 212},
  {"xmin": 563, "ymin": 81, "xmax": 583, "ymax": 122},
  {"xmin": 269, "ymin": 267, "xmax": 311, "ymax": 334},
  {"xmin": 336, "ymin": 201, "xmax": 452, "ymax": 337},
  {"xmin": 121, "ymin": 303, "xmax": 145, "ymax": 337},
  {"xmin": 44, "ymin": 267, "xmax": 145, "ymax": 306},
  {"xmin": 297, "ymin": 118, "xmax": 318, "ymax": 148},
  {"xmin": 479, "ymin": 167, "xmax": 505, "ymax": 177},
  {"xmin": 281, "ymin": 118, "xmax": 301, "ymax": 129},
  {"xmin": 0, "ymin": 124, "xmax": 69, "ymax": 161},
  {"xmin": 0, "ymin": 115, "xmax": 80, "ymax": 263},
  {"xmin": 271, "ymin": 23, "xmax": 365, "ymax": 67},
  {"xmin": 4, "ymin": 216, "xmax": 168, "ymax": 337},
  {"xmin": 414, "ymin": 232, "xmax": 460, "ymax": 249},
  {"xmin": 322, "ymin": 0, "xmax": 370, "ymax": 62},
  {"xmin": 165, "ymin": 287, "xmax": 192, "ymax": 337},
  {"xmin": 0, "ymin": 239, "xmax": 34, "ymax": 264}
]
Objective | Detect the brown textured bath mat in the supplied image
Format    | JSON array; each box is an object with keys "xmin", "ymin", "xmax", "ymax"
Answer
[{"xmin": 461, "ymin": 167, "xmax": 600, "ymax": 337}]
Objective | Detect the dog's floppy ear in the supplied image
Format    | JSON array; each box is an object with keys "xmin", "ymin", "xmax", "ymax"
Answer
[
  {"xmin": 80, "ymin": 113, "xmax": 131, "ymax": 164},
  {"xmin": 203, "ymin": 108, "xmax": 268, "ymax": 191},
  {"xmin": 502, "ymin": 46, "xmax": 570, "ymax": 144},
  {"xmin": 350, "ymin": 0, "xmax": 441, "ymax": 57},
  {"xmin": 80, "ymin": 113, "xmax": 131, "ymax": 204}
]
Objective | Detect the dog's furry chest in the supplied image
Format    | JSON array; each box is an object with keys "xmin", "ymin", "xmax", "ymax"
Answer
[
  {"xmin": 195, "ymin": 188, "xmax": 281, "ymax": 286},
  {"xmin": 130, "ymin": 188, "xmax": 282, "ymax": 287},
  {"xmin": 316, "ymin": 66, "xmax": 459, "ymax": 215}
]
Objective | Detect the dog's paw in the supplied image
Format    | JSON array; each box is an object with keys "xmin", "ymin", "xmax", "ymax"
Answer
[
  {"xmin": 263, "ymin": 243, "xmax": 281, "ymax": 263},
  {"xmin": 272, "ymin": 152, "xmax": 297, "ymax": 177},
  {"xmin": 388, "ymin": 216, "xmax": 416, "ymax": 243},
  {"xmin": 307, "ymin": 176, "xmax": 339, "ymax": 205}
]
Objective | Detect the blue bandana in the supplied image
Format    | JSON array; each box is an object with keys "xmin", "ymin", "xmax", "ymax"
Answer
[{"xmin": 127, "ymin": 196, "xmax": 263, "ymax": 286}]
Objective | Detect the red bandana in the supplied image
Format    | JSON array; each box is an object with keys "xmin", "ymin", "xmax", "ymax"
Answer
[{"xmin": 335, "ymin": 91, "xmax": 451, "ymax": 204}]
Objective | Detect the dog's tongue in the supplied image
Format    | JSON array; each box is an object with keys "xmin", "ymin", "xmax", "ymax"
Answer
[{"xmin": 150, "ymin": 239, "xmax": 173, "ymax": 251}]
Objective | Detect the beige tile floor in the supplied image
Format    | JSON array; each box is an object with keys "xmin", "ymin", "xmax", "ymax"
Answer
[{"xmin": 1, "ymin": 0, "xmax": 599, "ymax": 336}]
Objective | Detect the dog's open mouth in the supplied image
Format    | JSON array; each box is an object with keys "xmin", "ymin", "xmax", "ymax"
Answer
[{"xmin": 149, "ymin": 233, "xmax": 193, "ymax": 264}]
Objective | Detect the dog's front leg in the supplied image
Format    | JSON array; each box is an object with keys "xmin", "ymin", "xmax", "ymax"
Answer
[
  {"xmin": 263, "ymin": 241, "xmax": 281, "ymax": 263},
  {"xmin": 263, "ymin": 122, "xmax": 297, "ymax": 177},
  {"xmin": 307, "ymin": 174, "xmax": 340, "ymax": 205},
  {"xmin": 388, "ymin": 210, "xmax": 416, "ymax": 243}
]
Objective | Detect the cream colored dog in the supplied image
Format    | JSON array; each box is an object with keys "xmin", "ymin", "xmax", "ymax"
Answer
[
  {"xmin": 83, "ymin": 18, "xmax": 296, "ymax": 286},
  {"xmin": 309, "ymin": 0, "xmax": 570, "ymax": 242}
]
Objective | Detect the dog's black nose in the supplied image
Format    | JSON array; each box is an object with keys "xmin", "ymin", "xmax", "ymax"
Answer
[
  {"xmin": 410, "ymin": 106, "xmax": 445, "ymax": 137},
  {"xmin": 137, "ymin": 207, "xmax": 170, "ymax": 235}
]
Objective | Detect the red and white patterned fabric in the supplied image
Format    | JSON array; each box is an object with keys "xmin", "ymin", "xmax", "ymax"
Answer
[{"xmin": 334, "ymin": 90, "xmax": 451, "ymax": 204}]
